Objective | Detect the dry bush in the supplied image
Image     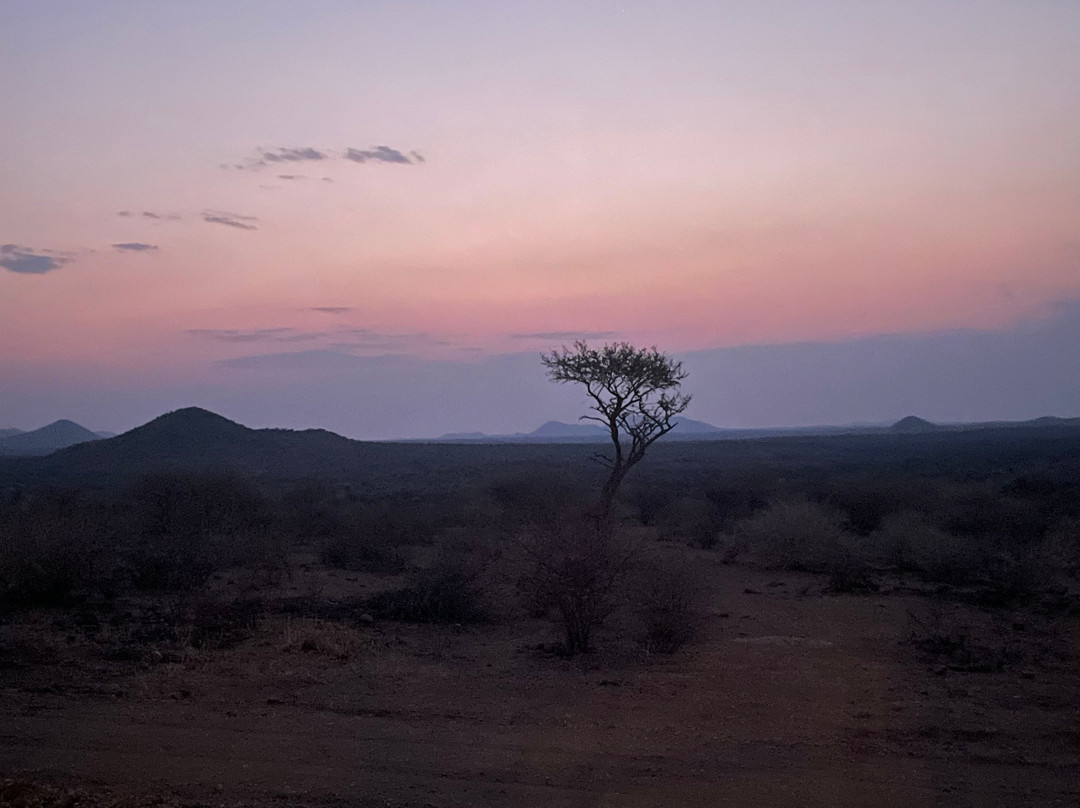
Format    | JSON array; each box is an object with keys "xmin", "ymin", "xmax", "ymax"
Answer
[
  {"xmin": 656, "ymin": 496, "xmax": 724, "ymax": 548},
  {"xmin": 734, "ymin": 496, "xmax": 873, "ymax": 590},
  {"xmin": 869, "ymin": 510, "xmax": 985, "ymax": 585},
  {"xmin": 630, "ymin": 556, "xmax": 704, "ymax": 654},
  {"xmin": 167, "ymin": 597, "xmax": 264, "ymax": 652},
  {"xmin": 737, "ymin": 496, "xmax": 853, "ymax": 572},
  {"xmin": 320, "ymin": 529, "xmax": 409, "ymax": 575},
  {"xmin": 280, "ymin": 617, "xmax": 369, "ymax": 660},
  {"xmin": 128, "ymin": 533, "xmax": 215, "ymax": 591},
  {"xmin": 125, "ymin": 473, "xmax": 279, "ymax": 592},
  {"xmin": 906, "ymin": 604, "xmax": 1033, "ymax": 672},
  {"xmin": 979, "ymin": 527, "xmax": 1080, "ymax": 608},
  {"xmin": 520, "ymin": 521, "xmax": 641, "ymax": 654},
  {"xmin": 363, "ymin": 530, "xmax": 495, "ymax": 624},
  {"xmin": 489, "ymin": 473, "xmax": 591, "ymax": 531},
  {"xmin": 0, "ymin": 495, "xmax": 111, "ymax": 608}
]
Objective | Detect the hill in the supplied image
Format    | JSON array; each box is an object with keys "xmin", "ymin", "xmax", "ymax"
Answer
[
  {"xmin": 44, "ymin": 407, "xmax": 356, "ymax": 478},
  {"xmin": 20, "ymin": 407, "xmax": 590, "ymax": 489},
  {"xmin": 2, "ymin": 406, "xmax": 1079, "ymax": 493},
  {"xmin": 437, "ymin": 416, "xmax": 729, "ymax": 443},
  {"xmin": 0, "ymin": 420, "xmax": 100, "ymax": 456},
  {"xmin": 890, "ymin": 416, "xmax": 942, "ymax": 433},
  {"xmin": 529, "ymin": 421, "xmax": 608, "ymax": 439}
]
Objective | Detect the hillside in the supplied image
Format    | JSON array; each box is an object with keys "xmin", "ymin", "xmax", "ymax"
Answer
[
  {"xmin": 0, "ymin": 420, "xmax": 100, "ymax": 456},
  {"xmin": 23, "ymin": 407, "xmax": 593, "ymax": 489}
]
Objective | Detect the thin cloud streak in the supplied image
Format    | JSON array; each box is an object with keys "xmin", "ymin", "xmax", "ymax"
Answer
[
  {"xmin": 111, "ymin": 242, "xmax": 158, "ymax": 252},
  {"xmin": 511, "ymin": 330, "xmax": 619, "ymax": 341},
  {"xmin": 188, "ymin": 328, "xmax": 297, "ymax": 343},
  {"xmin": 344, "ymin": 146, "xmax": 414, "ymax": 164},
  {"xmin": 262, "ymin": 147, "xmax": 327, "ymax": 163},
  {"xmin": 201, "ymin": 210, "xmax": 258, "ymax": 230}
]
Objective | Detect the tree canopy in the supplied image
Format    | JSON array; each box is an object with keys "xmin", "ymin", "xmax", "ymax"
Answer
[{"xmin": 541, "ymin": 341, "xmax": 691, "ymax": 518}]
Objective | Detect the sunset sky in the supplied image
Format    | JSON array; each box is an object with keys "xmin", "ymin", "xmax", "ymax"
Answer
[{"xmin": 3, "ymin": 1, "xmax": 1079, "ymax": 437}]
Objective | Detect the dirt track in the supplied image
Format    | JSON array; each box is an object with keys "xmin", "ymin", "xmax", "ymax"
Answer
[{"xmin": 3, "ymin": 562, "xmax": 1079, "ymax": 807}]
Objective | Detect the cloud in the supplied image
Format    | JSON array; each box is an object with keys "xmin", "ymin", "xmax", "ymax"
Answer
[
  {"xmin": 202, "ymin": 210, "xmax": 258, "ymax": 230},
  {"xmin": 188, "ymin": 328, "xmax": 296, "ymax": 343},
  {"xmin": 111, "ymin": 242, "xmax": 158, "ymax": 252},
  {"xmin": 344, "ymin": 146, "xmax": 415, "ymax": 164},
  {"xmin": 1, "ymin": 244, "xmax": 73, "ymax": 275},
  {"xmin": 228, "ymin": 147, "xmax": 328, "ymax": 171},
  {"xmin": 511, "ymin": 330, "xmax": 620, "ymax": 341},
  {"xmin": 228, "ymin": 146, "xmax": 423, "ymax": 172},
  {"xmin": 262, "ymin": 147, "xmax": 327, "ymax": 163},
  {"xmin": 311, "ymin": 306, "xmax": 352, "ymax": 314},
  {"xmin": 215, "ymin": 349, "xmax": 367, "ymax": 370},
  {"xmin": 277, "ymin": 174, "xmax": 304, "ymax": 180},
  {"xmin": 188, "ymin": 324, "xmax": 435, "ymax": 351}
]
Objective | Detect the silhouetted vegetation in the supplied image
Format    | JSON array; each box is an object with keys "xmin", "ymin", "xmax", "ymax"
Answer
[{"xmin": 1, "ymin": 420, "xmax": 1078, "ymax": 659}]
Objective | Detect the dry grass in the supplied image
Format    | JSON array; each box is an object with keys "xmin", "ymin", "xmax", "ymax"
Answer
[{"xmin": 280, "ymin": 617, "xmax": 371, "ymax": 660}]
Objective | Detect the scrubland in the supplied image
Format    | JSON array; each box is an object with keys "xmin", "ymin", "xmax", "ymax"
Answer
[{"xmin": 1, "ymin": 430, "xmax": 1079, "ymax": 807}]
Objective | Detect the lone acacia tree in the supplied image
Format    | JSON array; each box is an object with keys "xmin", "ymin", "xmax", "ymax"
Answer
[{"xmin": 542, "ymin": 341, "xmax": 691, "ymax": 519}]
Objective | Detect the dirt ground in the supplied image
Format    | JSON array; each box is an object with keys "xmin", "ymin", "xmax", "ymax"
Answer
[{"xmin": 2, "ymin": 552, "xmax": 1079, "ymax": 808}]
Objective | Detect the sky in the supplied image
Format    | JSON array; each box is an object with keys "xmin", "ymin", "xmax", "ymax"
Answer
[{"xmin": 2, "ymin": 1, "xmax": 1079, "ymax": 437}]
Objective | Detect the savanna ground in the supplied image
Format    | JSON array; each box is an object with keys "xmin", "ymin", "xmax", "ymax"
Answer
[{"xmin": 2, "ymin": 431, "xmax": 1080, "ymax": 807}]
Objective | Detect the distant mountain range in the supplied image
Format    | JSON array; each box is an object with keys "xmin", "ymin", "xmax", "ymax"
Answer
[
  {"xmin": 438, "ymin": 416, "xmax": 732, "ymax": 442},
  {"xmin": 2, "ymin": 410, "xmax": 1079, "ymax": 463},
  {"xmin": 0, "ymin": 420, "xmax": 103, "ymax": 456},
  {"xmin": 435, "ymin": 414, "xmax": 1080, "ymax": 443},
  {"xmin": 0, "ymin": 406, "xmax": 1078, "ymax": 490}
]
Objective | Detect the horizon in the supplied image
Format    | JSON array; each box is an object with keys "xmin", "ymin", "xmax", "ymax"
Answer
[
  {"xmin": 3, "ymin": 2, "xmax": 1079, "ymax": 438},
  {"xmin": 4, "ymin": 400, "xmax": 1078, "ymax": 443}
]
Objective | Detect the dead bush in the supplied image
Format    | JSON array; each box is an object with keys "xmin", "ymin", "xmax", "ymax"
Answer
[
  {"xmin": 736, "ymin": 496, "xmax": 852, "ymax": 573},
  {"xmin": 906, "ymin": 604, "xmax": 1029, "ymax": 672},
  {"xmin": 657, "ymin": 496, "xmax": 724, "ymax": 548},
  {"xmin": 0, "ymin": 494, "xmax": 111, "ymax": 608},
  {"xmin": 978, "ymin": 529, "xmax": 1080, "ymax": 608},
  {"xmin": 520, "ymin": 521, "xmax": 640, "ymax": 654},
  {"xmin": 363, "ymin": 531, "xmax": 494, "ymax": 623},
  {"xmin": 320, "ymin": 529, "xmax": 409, "ymax": 575},
  {"xmin": 869, "ymin": 510, "xmax": 984, "ymax": 585},
  {"xmin": 631, "ymin": 556, "xmax": 704, "ymax": 653},
  {"xmin": 281, "ymin": 617, "xmax": 369, "ymax": 660}
]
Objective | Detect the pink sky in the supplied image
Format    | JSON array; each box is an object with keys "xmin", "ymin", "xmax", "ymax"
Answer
[{"xmin": 2, "ymin": 1, "xmax": 1079, "ymax": 436}]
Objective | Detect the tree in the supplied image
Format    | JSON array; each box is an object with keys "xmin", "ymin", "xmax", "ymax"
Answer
[{"xmin": 541, "ymin": 341, "xmax": 691, "ymax": 519}]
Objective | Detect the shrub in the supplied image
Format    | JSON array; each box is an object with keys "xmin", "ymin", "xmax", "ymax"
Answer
[
  {"xmin": 129, "ymin": 472, "xmax": 270, "ymax": 539},
  {"xmin": 489, "ymin": 473, "xmax": 590, "ymax": 530},
  {"xmin": 869, "ymin": 511, "xmax": 983, "ymax": 585},
  {"xmin": 736, "ymin": 496, "xmax": 852, "ymax": 573},
  {"xmin": 657, "ymin": 496, "xmax": 724, "ymax": 548},
  {"xmin": 125, "ymin": 473, "xmax": 280, "ymax": 591},
  {"xmin": 520, "ymin": 521, "xmax": 640, "ymax": 654},
  {"xmin": 281, "ymin": 617, "xmax": 369, "ymax": 660},
  {"xmin": 320, "ymin": 529, "xmax": 409, "ymax": 574},
  {"xmin": 363, "ymin": 532, "xmax": 493, "ymax": 623},
  {"xmin": 0, "ymin": 494, "xmax": 110, "ymax": 608},
  {"xmin": 631, "ymin": 557, "xmax": 703, "ymax": 653}
]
